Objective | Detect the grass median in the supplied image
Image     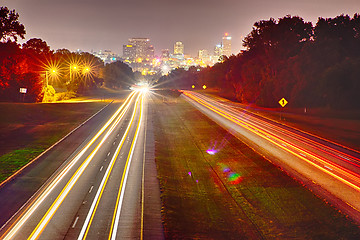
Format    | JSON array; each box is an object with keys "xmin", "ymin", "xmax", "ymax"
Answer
[
  {"xmin": 0, "ymin": 101, "xmax": 108, "ymax": 183},
  {"xmin": 150, "ymin": 93, "xmax": 360, "ymax": 239}
]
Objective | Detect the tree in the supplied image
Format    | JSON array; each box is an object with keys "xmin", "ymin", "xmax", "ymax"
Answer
[
  {"xmin": 22, "ymin": 38, "xmax": 51, "ymax": 55},
  {"xmin": 0, "ymin": 7, "xmax": 26, "ymax": 42},
  {"xmin": 0, "ymin": 42, "xmax": 43, "ymax": 102},
  {"xmin": 102, "ymin": 61, "xmax": 134, "ymax": 89}
]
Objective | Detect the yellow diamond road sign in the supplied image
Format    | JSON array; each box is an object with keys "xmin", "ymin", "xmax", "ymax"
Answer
[{"xmin": 279, "ymin": 98, "xmax": 288, "ymax": 107}]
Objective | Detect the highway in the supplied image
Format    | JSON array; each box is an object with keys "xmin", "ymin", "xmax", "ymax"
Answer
[
  {"xmin": 183, "ymin": 91, "xmax": 360, "ymax": 221},
  {"xmin": 0, "ymin": 90, "xmax": 150, "ymax": 239}
]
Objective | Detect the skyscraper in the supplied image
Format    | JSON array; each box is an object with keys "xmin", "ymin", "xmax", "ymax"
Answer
[
  {"xmin": 174, "ymin": 41, "xmax": 184, "ymax": 55},
  {"xmin": 127, "ymin": 38, "xmax": 154, "ymax": 59},
  {"xmin": 214, "ymin": 44, "xmax": 223, "ymax": 57},
  {"xmin": 222, "ymin": 33, "xmax": 232, "ymax": 57},
  {"xmin": 161, "ymin": 49, "xmax": 170, "ymax": 59},
  {"xmin": 123, "ymin": 44, "xmax": 136, "ymax": 60}
]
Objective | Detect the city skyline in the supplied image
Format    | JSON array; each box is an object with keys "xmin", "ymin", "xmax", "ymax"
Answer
[{"xmin": 2, "ymin": 0, "xmax": 359, "ymax": 56}]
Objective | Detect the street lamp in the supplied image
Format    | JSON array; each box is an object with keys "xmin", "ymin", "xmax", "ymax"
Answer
[
  {"xmin": 69, "ymin": 65, "xmax": 78, "ymax": 83},
  {"xmin": 82, "ymin": 66, "xmax": 91, "ymax": 78},
  {"xmin": 45, "ymin": 68, "xmax": 58, "ymax": 86}
]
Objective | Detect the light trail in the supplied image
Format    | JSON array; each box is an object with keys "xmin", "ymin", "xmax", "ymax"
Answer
[
  {"xmin": 191, "ymin": 92, "xmax": 360, "ymax": 184},
  {"xmin": 109, "ymin": 93, "xmax": 145, "ymax": 240},
  {"xmin": 28, "ymin": 92, "xmax": 138, "ymax": 240},
  {"xmin": 77, "ymin": 93, "xmax": 142, "ymax": 240},
  {"xmin": 1, "ymin": 91, "xmax": 138, "ymax": 240},
  {"xmin": 140, "ymin": 93, "xmax": 148, "ymax": 240},
  {"xmin": 183, "ymin": 91, "xmax": 360, "ymax": 192},
  {"xmin": 192, "ymin": 92, "xmax": 360, "ymax": 167}
]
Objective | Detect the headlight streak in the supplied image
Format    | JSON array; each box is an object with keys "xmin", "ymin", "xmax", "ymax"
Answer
[
  {"xmin": 193, "ymin": 92, "xmax": 360, "ymax": 166},
  {"xmin": 27, "ymin": 92, "xmax": 139, "ymax": 240},
  {"xmin": 191, "ymin": 93, "xmax": 360, "ymax": 180},
  {"xmin": 183, "ymin": 91, "xmax": 360, "ymax": 192},
  {"xmin": 109, "ymin": 93, "xmax": 145, "ymax": 240},
  {"xmin": 191, "ymin": 92, "xmax": 360, "ymax": 180},
  {"xmin": 1, "ymin": 91, "xmax": 137, "ymax": 240},
  {"xmin": 78, "ymin": 93, "xmax": 142, "ymax": 240}
]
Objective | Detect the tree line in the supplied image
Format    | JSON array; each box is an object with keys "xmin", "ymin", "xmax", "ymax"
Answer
[
  {"xmin": 0, "ymin": 6, "xmax": 134, "ymax": 102},
  {"xmin": 159, "ymin": 14, "xmax": 360, "ymax": 109}
]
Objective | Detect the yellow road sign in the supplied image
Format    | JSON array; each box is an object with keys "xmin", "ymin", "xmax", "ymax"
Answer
[{"xmin": 279, "ymin": 98, "xmax": 288, "ymax": 107}]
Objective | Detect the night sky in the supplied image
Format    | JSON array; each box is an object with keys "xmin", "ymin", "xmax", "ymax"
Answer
[{"xmin": 2, "ymin": 0, "xmax": 359, "ymax": 56}]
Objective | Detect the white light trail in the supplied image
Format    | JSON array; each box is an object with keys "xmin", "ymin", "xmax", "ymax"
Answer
[{"xmin": 1, "ymin": 92, "xmax": 137, "ymax": 240}]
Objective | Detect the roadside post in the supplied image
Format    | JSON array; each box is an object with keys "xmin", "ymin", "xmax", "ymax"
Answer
[
  {"xmin": 19, "ymin": 87, "xmax": 27, "ymax": 102},
  {"xmin": 278, "ymin": 97, "xmax": 288, "ymax": 120}
]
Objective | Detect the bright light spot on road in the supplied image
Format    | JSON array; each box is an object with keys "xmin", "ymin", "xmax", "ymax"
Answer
[
  {"xmin": 217, "ymin": 163, "xmax": 243, "ymax": 184},
  {"xmin": 219, "ymin": 163, "xmax": 231, "ymax": 173},
  {"xmin": 206, "ymin": 149, "xmax": 218, "ymax": 155},
  {"xmin": 228, "ymin": 172, "xmax": 243, "ymax": 184}
]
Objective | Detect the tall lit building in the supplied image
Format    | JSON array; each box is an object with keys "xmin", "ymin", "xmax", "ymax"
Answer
[
  {"xmin": 127, "ymin": 38, "xmax": 154, "ymax": 59},
  {"xmin": 147, "ymin": 45, "xmax": 155, "ymax": 59},
  {"xmin": 123, "ymin": 44, "xmax": 136, "ymax": 60},
  {"xmin": 214, "ymin": 44, "xmax": 223, "ymax": 57},
  {"xmin": 161, "ymin": 49, "xmax": 170, "ymax": 59},
  {"xmin": 174, "ymin": 41, "xmax": 184, "ymax": 55},
  {"xmin": 222, "ymin": 33, "xmax": 232, "ymax": 57}
]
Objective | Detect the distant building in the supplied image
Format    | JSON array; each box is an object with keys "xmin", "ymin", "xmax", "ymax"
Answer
[
  {"xmin": 174, "ymin": 41, "xmax": 184, "ymax": 55},
  {"xmin": 161, "ymin": 49, "xmax": 170, "ymax": 59},
  {"xmin": 222, "ymin": 33, "xmax": 232, "ymax": 57},
  {"xmin": 198, "ymin": 49, "xmax": 208, "ymax": 60},
  {"xmin": 94, "ymin": 50, "xmax": 120, "ymax": 64},
  {"xmin": 147, "ymin": 45, "xmax": 155, "ymax": 59},
  {"xmin": 126, "ymin": 38, "xmax": 154, "ymax": 59},
  {"xmin": 214, "ymin": 44, "xmax": 223, "ymax": 58},
  {"xmin": 123, "ymin": 44, "xmax": 136, "ymax": 60}
]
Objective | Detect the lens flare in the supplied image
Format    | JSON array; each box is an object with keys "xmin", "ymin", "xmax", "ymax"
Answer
[
  {"xmin": 218, "ymin": 163, "xmax": 243, "ymax": 184},
  {"xmin": 219, "ymin": 163, "xmax": 231, "ymax": 173},
  {"xmin": 206, "ymin": 149, "xmax": 218, "ymax": 155},
  {"xmin": 228, "ymin": 172, "xmax": 243, "ymax": 184}
]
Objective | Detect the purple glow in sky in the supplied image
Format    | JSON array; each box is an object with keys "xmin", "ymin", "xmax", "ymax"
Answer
[{"xmin": 2, "ymin": 0, "xmax": 359, "ymax": 56}]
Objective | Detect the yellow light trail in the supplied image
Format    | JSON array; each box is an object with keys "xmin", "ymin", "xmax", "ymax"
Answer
[
  {"xmin": 193, "ymin": 92, "xmax": 360, "ymax": 164},
  {"xmin": 78, "ymin": 93, "xmax": 143, "ymax": 240},
  {"xmin": 109, "ymin": 92, "xmax": 145, "ymax": 240},
  {"xmin": 1, "ymin": 91, "xmax": 137, "ymax": 240},
  {"xmin": 183, "ymin": 91, "xmax": 360, "ymax": 192},
  {"xmin": 28, "ymin": 92, "xmax": 139, "ymax": 240}
]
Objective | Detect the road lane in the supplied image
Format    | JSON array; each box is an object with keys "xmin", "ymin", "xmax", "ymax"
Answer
[
  {"xmin": 0, "ymin": 91, "xmax": 152, "ymax": 240},
  {"xmin": 183, "ymin": 91, "xmax": 360, "ymax": 222}
]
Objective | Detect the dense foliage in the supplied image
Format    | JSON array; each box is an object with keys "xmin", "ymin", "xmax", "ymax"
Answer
[
  {"xmin": 159, "ymin": 14, "xmax": 360, "ymax": 109},
  {"xmin": 0, "ymin": 7, "xmax": 134, "ymax": 102},
  {"xmin": 0, "ymin": 41, "xmax": 44, "ymax": 102},
  {"xmin": 101, "ymin": 61, "xmax": 135, "ymax": 89},
  {"xmin": 0, "ymin": 6, "xmax": 25, "ymax": 42}
]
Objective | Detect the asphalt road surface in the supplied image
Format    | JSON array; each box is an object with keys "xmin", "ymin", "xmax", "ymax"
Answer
[
  {"xmin": 183, "ymin": 91, "xmax": 360, "ymax": 223},
  {"xmin": 0, "ymin": 90, "xmax": 163, "ymax": 240}
]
